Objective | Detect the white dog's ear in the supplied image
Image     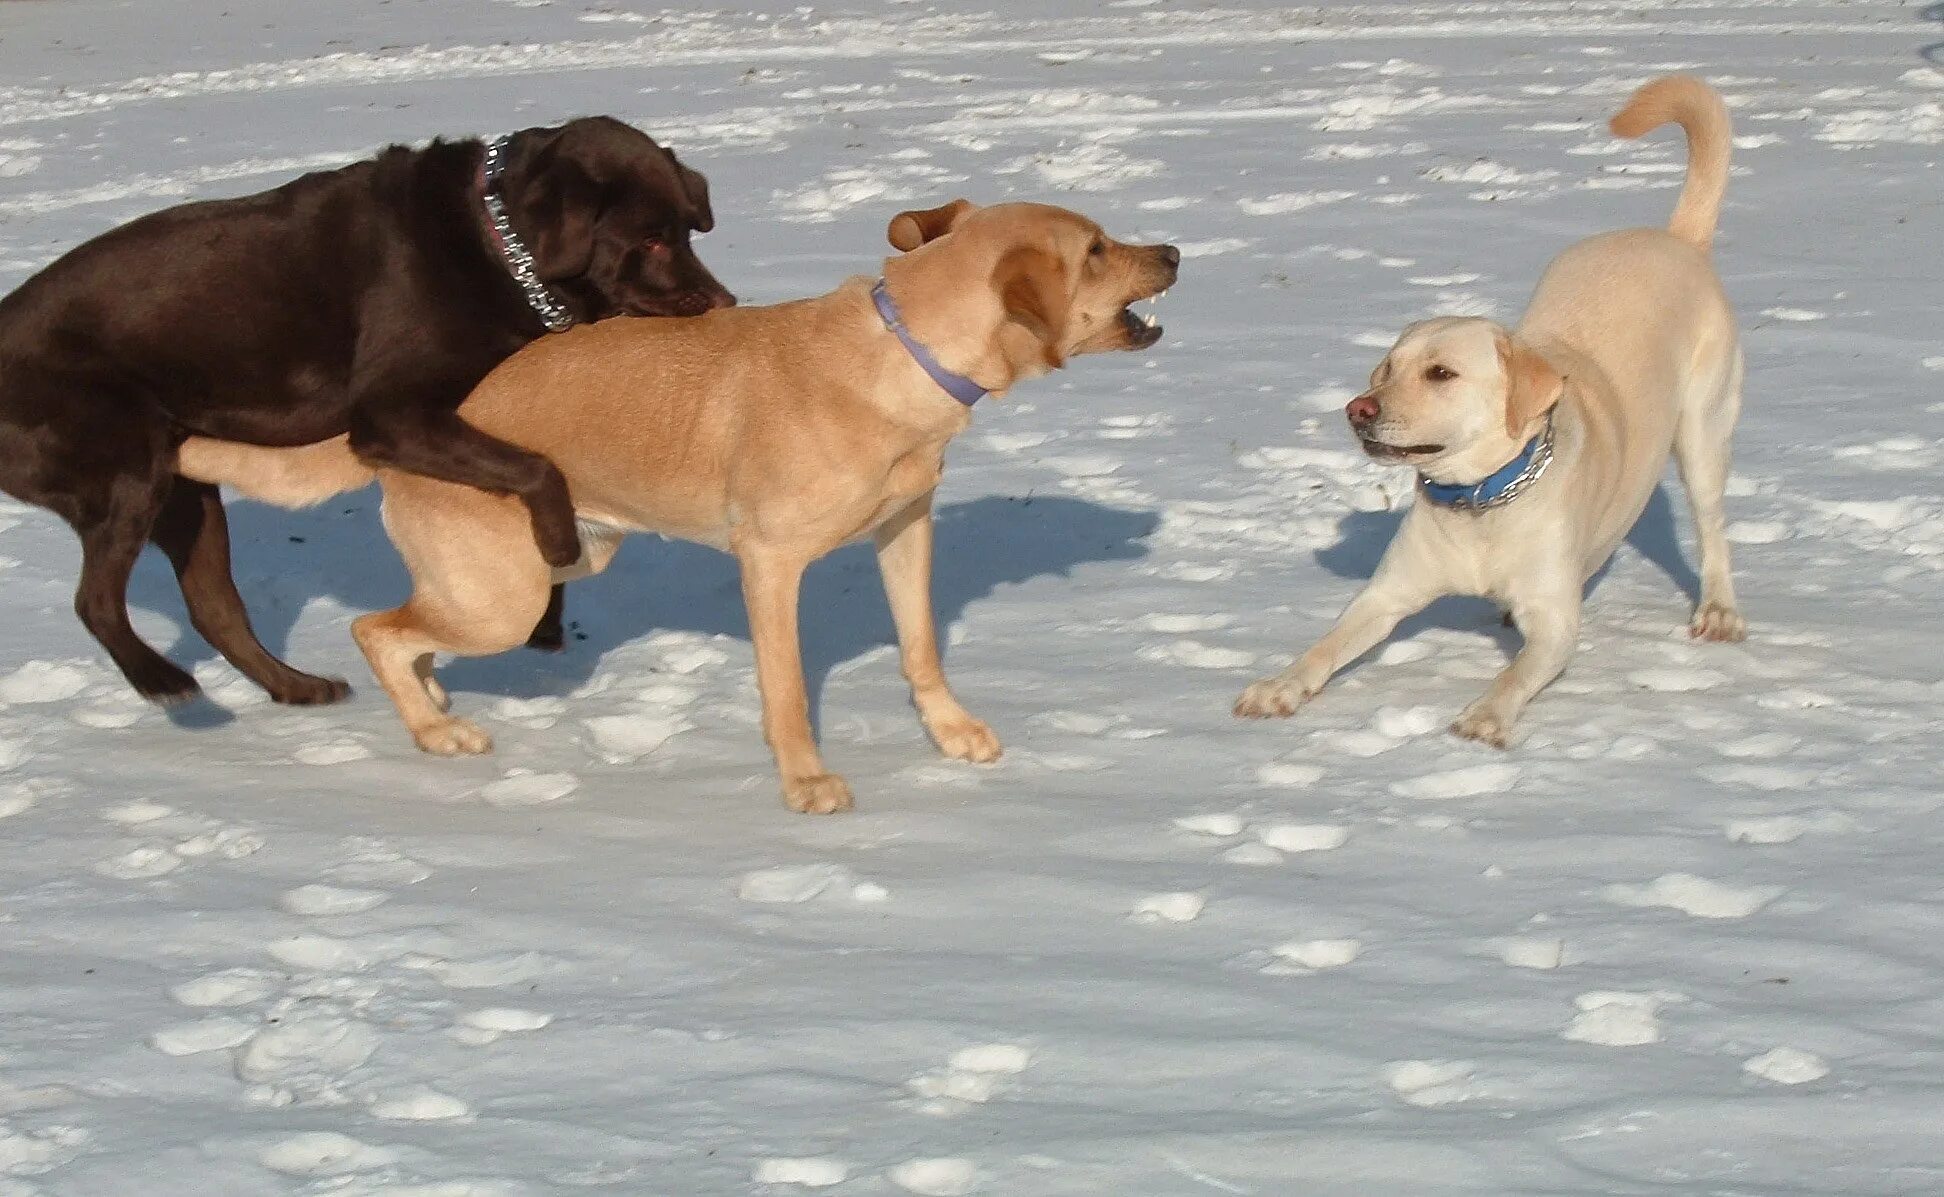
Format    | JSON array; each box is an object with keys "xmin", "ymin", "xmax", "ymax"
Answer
[
  {"xmin": 1500, "ymin": 333, "xmax": 1563, "ymax": 438},
  {"xmin": 887, "ymin": 199, "xmax": 978, "ymax": 251}
]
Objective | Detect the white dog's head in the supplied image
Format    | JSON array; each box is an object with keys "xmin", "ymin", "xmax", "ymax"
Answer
[{"xmin": 1345, "ymin": 317, "xmax": 1563, "ymax": 484}]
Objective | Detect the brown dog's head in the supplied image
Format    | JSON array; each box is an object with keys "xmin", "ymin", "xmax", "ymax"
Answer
[
  {"xmin": 501, "ymin": 116, "xmax": 734, "ymax": 321},
  {"xmin": 881, "ymin": 199, "xmax": 1178, "ymax": 392},
  {"xmin": 1345, "ymin": 317, "xmax": 1563, "ymax": 483}
]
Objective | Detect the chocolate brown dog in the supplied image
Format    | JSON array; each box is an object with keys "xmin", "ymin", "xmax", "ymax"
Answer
[{"xmin": 0, "ymin": 116, "xmax": 731, "ymax": 705}]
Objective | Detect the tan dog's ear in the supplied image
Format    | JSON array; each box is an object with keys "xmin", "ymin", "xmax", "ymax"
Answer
[
  {"xmin": 1500, "ymin": 333, "xmax": 1564, "ymax": 438},
  {"xmin": 993, "ymin": 245, "xmax": 1069, "ymax": 368},
  {"xmin": 887, "ymin": 199, "xmax": 977, "ymax": 251}
]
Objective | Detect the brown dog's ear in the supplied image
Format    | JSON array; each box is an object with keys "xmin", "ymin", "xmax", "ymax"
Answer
[
  {"xmin": 887, "ymin": 199, "xmax": 977, "ymax": 251},
  {"xmin": 672, "ymin": 153, "xmax": 715, "ymax": 233},
  {"xmin": 519, "ymin": 134, "xmax": 600, "ymax": 281},
  {"xmin": 1500, "ymin": 332, "xmax": 1564, "ymax": 438},
  {"xmin": 993, "ymin": 245, "xmax": 1069, "ymax": 368}
]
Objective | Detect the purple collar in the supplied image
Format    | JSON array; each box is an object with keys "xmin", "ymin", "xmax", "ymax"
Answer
[{"xmin": 872, "ymin": 279, "xmax": 986, "ymax": 407}]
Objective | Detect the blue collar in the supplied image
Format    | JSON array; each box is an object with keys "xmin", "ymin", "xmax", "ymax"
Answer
[
  {"xmin": 1420, "ymin": 416, "xmax": 1555, "ymax": 511},
  {"xmin": 872, "ymin": 279, "xmax": 986, "ymax": 407}
]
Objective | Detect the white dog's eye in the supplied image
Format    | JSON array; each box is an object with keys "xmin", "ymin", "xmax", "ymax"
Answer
[{"xmin": 1425, "ymin": 364, "xmax": 1456, "ymax": 382}]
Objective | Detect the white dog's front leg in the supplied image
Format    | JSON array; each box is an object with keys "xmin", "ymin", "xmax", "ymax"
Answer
[
  {"xmin": 1451, "ymin": 590, "xmax": 1580, "ymax": 748},
  {"xmin": 1235, "ymin": 573, "xmax": 1437, "ymax": 719}
]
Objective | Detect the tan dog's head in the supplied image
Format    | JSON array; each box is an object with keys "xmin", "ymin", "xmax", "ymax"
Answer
[
  {"xmin": 1345, "ymin": 317, "xmax": 1564, "ymax": 483},
  {"xmin": 882, "ymin": 199, "xmax": 1179, "ymax": 392}
]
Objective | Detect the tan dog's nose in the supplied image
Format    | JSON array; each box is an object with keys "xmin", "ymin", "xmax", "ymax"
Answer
[{"xmin": 1346, "ymin": 393, "xmax": 1381, "ymax": 426}]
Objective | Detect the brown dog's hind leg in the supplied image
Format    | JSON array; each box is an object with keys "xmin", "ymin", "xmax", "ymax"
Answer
[
  {"xmin": 69, "ymin": 468, "xmax": 201, "ymax": 704},
  {"xmin": 151, "ymin": 479, "xmax": 350, "ymax": 705}
]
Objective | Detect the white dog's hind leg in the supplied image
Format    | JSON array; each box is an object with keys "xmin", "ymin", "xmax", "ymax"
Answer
[
  {"xmin": 1674, "ymin": 349, "xmax": 1747, "ymax": 642},
  {"xmin": 1451, "ymin": 587, "xmax": 1580, "ymax": 748},
  {"xmin": 1235, "ymin": 566, "xmax": 1439, "ymax": 719}
]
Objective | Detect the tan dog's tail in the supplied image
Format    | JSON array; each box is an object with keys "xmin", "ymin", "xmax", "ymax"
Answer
[
  {"xmin": 176, "ymin": 435, "xmax": 374, "ymax": 509},
  {"xmin": 1609, "ymin": 74, "xmax": 1732, "ymax": 251}
]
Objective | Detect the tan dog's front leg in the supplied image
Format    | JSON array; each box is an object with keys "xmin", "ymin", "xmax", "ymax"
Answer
[
  {"xmin": 739, "ymin": 547, "xmax": 852, "ymax": 814},
  {"xmin": 1235, "ymin": 569, "xmax": 1437, "ymax": 719},
  {"xmin": 1451, "ymin": 589, "xmax": 1579, "ymax": 748},
  {"xmin": 874, "ymin": 494, "xmax": 1001, "ymax": 765}
]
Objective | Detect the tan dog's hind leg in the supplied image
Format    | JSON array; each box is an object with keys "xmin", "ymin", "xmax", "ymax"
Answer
[
  {"xmin": 739, "ymin": 546, "xmax": 852, "ymax": 814},
  {"xmin": 874, "ymin": 494, "xmax": 1001, "ymax": 765},
  {"xmin": 1451, "ymin": 585, "xmax": 1580, "ymax": 748},
  {"xmin": 353, "ymin": 607, "xmax": 488, "ymax": 754},
  {"xmin": 354, "ymin": 480, "xmax": 552, "ymax": 756},
  {"xmin": 1675, "ymin": 350, "xmax": 1747, "ymax": 642},
  {"xmin": 1235, "ymin": 549, "xmax": 1441, "ymax": 719}
]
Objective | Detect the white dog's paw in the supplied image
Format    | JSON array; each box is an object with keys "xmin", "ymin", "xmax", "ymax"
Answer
[
  {"xmin": 783, "ymin": 773, "xmax": 854, "ymax": 815},
  {"xmin": 413, "ymin": 718, "xmax": 493, "ymax": 756},
  {"xmin": 928, "ymin": 714, "xmax": 1003, "ymax": 764},
  {"xmin": 1450, "ymin": 705, "xmax": 1515, "ymax": 749},
  {"xmin": 1689, "ymin": 601, "xmax": 1747, "ymax": 643},
  {"xmin": 1233, "ymin": 674, "xmax": 1312, "ymax": 719}
]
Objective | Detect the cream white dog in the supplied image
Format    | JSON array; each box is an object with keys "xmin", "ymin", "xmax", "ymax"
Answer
[{"xmin": 1236, "ymin": 75, "xmax": 1746, "ymax": 746}]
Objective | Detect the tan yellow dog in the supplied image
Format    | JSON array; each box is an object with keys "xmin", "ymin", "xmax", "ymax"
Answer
[
  {"xmin": 1236, "ymin": 76, "xmax": 1746, "ymax": 746},
  {"xmin": 181, "ymin": 200, "xmax": 1178, "ymax": 813}
]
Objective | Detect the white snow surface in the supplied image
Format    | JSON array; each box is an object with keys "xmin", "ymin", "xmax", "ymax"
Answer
[{"xmin": 0, "ymin": 0, "xmax": 1939, "ymax": 1192}]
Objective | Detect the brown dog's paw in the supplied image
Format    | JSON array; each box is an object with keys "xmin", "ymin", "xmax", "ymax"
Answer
[
  {"xmin": 783, "ymin": 773, "xmax": 854, "ymax": 815},
  {"xmin": 270, "ymin": 673, "xmax": 352, "ymax": 706},
  {"xmin": 1450, "ymin": 707, "xmax": 1513, "ymax": 749},
  {"xmin": 413, "ymin": 718, "xmax": 493, "ymax": 756},
  {"xmin": 1689, "ymin": 601, "xmax": 1747, "ymax": 643},
  {"xmin": 1233, "ymin": 675, "xmax": 1310, "ymax": 719},
  {"xmin": 536, "ymin": 531, "xmax": 581, "ymax": 570},
  {"xmin": 128, "ymin": 658, "xmax": 202, "ymax": 706},
  {"xmin": 928, "ymin": 715, "xmax": 1002, "ymax": 764}
]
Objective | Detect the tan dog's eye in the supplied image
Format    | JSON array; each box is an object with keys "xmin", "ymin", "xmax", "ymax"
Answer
[
  {"xmin": 1425, "ymin": 364, "xmax": 1456, "ymax": 382},
  {"xmin": 1088, "ymin": 238, "xmax": 1105, "ymax": 257}
]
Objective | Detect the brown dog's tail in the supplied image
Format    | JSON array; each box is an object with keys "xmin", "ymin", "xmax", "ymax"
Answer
[
  {"xmin": 176, "ymin": 435, "xmax": 374, "ymax": 509},
  {"xmin": 1609, "ymin": 74, "xmax": 1732, "ymax": 251}
]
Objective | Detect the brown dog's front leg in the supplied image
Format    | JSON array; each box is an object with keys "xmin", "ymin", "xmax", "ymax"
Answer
[
  {"xmin": 348, "ymin": 406, "xmax": 580, "ymax": 568},
  {"xmin": 527, "ymin": 583, "xmax": 569, "ymax": 652},
  {"xmin": 738, "ymin": 547, "xmax": 851, "ymax": 814},
  {"xmin": 874, "ymin": 493, "xmax": 1000, "ymax": 764}
]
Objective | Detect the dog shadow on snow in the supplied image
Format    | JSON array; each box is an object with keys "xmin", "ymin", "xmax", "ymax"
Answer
[
  {"xmin": 1312, "ymin": 483, "xmax": 1701, "ymax": 665},
  {"xmin": 127, "ymin": 490, "xmax": 1159, "ymax": 731}
]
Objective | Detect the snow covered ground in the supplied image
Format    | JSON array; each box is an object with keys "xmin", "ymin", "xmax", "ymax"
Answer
[{"xmin": 1, "ymin": 0, "xmax": 1941, "ymax": 1192}]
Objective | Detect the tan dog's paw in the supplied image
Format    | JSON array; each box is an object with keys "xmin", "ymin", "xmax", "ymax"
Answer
[
  {"xmin": 1233, "ymin": 675, "xmax": 1312, "ymax": 719},
  {"xmin": 784, "ymin": 773, "xmax": 854, "ymax": 815},
  {"xmin": 422, "ymin": 674, "xmax": 451, "ymax": 713},
  {"xmin": 1450, "ymin": 706, "xmax": 1514, "ymax": 749},
  {"xmin": 1689, "ymin": 601, "xmax": 1747, "ymax": 643},
  {"xmin": 927, "ymin": 715, "xmax": 1002, "ymax": 764},
  {"xmin": 413, "ymin": 718, "xmax": 493, "ymax": 756}
]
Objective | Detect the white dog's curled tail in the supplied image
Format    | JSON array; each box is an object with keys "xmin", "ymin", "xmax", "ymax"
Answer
[{"xmin": 1609, "ymin": 74, "xmax": 1732, "ymax": 252}]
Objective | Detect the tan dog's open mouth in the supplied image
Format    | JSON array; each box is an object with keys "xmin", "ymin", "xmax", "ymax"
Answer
[{"xmin": 1118, "ymin": 285, "xmax": 1170, "ymax": 349}]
